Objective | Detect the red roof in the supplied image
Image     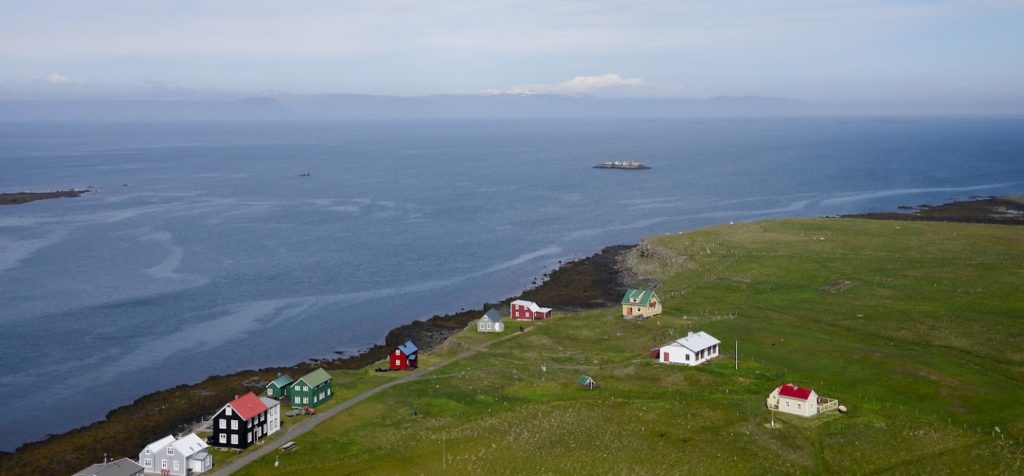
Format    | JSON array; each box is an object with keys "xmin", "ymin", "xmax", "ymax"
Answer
[
  {"xmin": 778, "ymin": 383, "xmax": 814, "ymax": 401},
  {"xmin": 228, "ymin": 392, "xmax": 269, "ymax": 421}
]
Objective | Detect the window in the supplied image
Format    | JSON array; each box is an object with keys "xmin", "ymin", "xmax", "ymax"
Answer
[
  {"xmin": 685, "ymin": 354, "xmax": 690, "ymax": 361},
  {"xmin": 161, "ymin": 460, "xmax": 167, "ymax": 469},
  {"xmin": 327, "ymin": 388, "xmax": 331, "ymax": 395},
  {"xmin": 144, "ymin": 458, "xmax": 152, "ymax": 467},
  {"xmin": 225, "ymin": 406, "xmax": 232, "ymax": 416},
  {"xmin": 798, "ymin": 404, "xmax": 802, "ymax": 410},
  {"xmin": 145, "ymin": 448, "xmax": 151, "ymax": 455},
  {"xmin": 219, "ymin": 419, "xmax": 226, "ymax": 429},
  {"xmin": 219, "ymin": 434, "xmax": 226, "ymax": 444},
  {"xmin": 173, "ymin": 460, "xmax": 180, "ymax": 471},
  {"xmin": 231, "ymin": 434, "xmax": 238, "ymax": 445},
  {"xmin": 247, "ymin": 433, "xmax": 252, "ymax": 443},
  {"xmin": 785, "ymin": 402, "xmax": 790, "ymax": 408},
  {"xmin": 231, "ymin": 420, "xmax": 238, "ymax": 430}
]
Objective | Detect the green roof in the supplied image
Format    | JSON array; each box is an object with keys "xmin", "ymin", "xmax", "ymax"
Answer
[
  {"xmin": 268, "ymin": 374, "xmax": 294, "ymax": 389},
  {"xmin": 621, "ymin": 289, "xmax": 655, "ymax": 306},
  {"xmin": 577, "ymin": 375, "xmax": 595, "ymax": 385},
  {"xmin": 296, "ymin": 368, "xmax": 332, "ymax": 388}
]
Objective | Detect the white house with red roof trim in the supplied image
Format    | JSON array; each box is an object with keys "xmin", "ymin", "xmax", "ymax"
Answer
[
  {"xmin": 767, "ymin": 383, "xmax": 838, "ymax": 417},
  {"xmin": 510, "ymin": 299, "xmax": 551, "ymax": 320}
]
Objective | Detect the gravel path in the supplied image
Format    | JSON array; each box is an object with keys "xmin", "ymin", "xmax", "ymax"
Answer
[{"xmin": 210, "ymin": 327, "xmax": 533, "ymax": 475}]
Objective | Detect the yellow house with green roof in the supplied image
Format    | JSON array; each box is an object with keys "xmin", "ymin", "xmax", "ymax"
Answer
[{"xmin": 622, "ymin": 289, "xmax": 661, "ymax": 319}]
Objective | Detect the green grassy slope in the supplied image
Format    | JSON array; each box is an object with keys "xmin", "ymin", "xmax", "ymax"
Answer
[{"xmin": 237, "ymin": 218, "xmax": 1024, "ymax": 474}]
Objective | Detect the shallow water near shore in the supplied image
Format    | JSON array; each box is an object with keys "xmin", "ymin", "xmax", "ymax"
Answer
[{"xmin": 1, "ymin": 118, "xmax": 1023, "ymax": 451}]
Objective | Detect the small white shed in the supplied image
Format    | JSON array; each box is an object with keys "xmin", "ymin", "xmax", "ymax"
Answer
[
  {"xmin": 477, "ymin": 308, "xmax": 504, "ymax": 333},
  {"xmin": 654, "ymin": 331, "xmax": 721, "ymax": 366}
]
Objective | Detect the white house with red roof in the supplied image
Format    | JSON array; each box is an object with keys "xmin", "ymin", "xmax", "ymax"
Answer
[
  {"xmin": 767, "ymin": 383, "xmax": 838, "ymax": 417},
  {"xmin": 211, "ymin": 392, "xmax": 271, "ymax": 449},
  {"xmin": 510, "ymin": 299, "xmax": 551, "ymax": 320},
  {"xmin": 652, "ymin": 331, "xmax": 721, "ymax": 366}
]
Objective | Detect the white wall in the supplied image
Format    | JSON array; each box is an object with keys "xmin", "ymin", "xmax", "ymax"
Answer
[{"xmin": 657, "ymin": 344, "xmax": 718, "ymax": 366}]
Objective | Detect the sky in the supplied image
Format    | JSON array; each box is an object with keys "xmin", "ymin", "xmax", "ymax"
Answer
[{"xmin": 1, "ymin": 0, "xmax": 1022, "ymax": 104}]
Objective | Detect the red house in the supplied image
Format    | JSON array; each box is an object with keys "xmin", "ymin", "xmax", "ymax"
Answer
[
  {"xmin": 510, "ymin": 299, "xmax": 552, "ymax": 320},
  {"xmin": 390, "ymin": 340, "xmax": 419, "ymax": 370}
]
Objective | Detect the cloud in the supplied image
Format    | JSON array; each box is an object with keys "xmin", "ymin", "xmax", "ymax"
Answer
[
  {"xmin": 556, "ymin": 74, "xmax": 646, "ymax": 92},
  {"xmin": 478, "ymin": 73, "xmax": 684, "ymax": 98},
  {"xmin": 36, "ymin": 73, "xmax": 80, "ymax": 84}
]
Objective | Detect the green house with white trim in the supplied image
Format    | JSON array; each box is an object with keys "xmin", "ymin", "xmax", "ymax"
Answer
[
  {"xmin": 289, "ymin": 368, "xmax": 333, "ymax": 408},
  {"xmin": 621, "ymin": 288, "xmax": 662, "ymax": 319},
  {"xmin": 266, "ymin": 374, "xmax": 294, "ymax": 398}
]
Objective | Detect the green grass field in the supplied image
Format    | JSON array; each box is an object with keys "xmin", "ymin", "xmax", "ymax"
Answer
[{"xmin": 236, "ymin": 218, "xmax": 1024, "ymax": 474}]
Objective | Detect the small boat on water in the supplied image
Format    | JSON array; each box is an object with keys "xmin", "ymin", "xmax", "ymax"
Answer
[{"xmin": 593, "ymin": 160, "xmax": 650, "ymax": 170}]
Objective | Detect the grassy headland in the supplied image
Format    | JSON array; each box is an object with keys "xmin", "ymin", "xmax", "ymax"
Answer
[{"xmin": 234, "ymin": 218, "xmax": 1024, "ymax": 474}]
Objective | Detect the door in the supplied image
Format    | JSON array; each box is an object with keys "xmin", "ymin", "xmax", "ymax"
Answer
[
  {"xmin": 663, "ymin": 352, "xmax": 669, "ymax": 362},
  {"xmin": 627, "ymin": 306, "xmax": 632, "ymax": 316}
]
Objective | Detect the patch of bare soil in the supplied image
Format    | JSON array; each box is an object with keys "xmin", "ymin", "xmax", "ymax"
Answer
[{"xmin": 820, "ymin": 280, "xmax": 859, "ymax": 293}]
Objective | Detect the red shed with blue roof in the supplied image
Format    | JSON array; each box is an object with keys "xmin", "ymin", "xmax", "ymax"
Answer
[{"xmin": 390, "ymin": 340, "xmax": 419, "ymax": 370}]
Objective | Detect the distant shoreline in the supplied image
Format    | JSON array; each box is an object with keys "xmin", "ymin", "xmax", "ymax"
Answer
[
  {"xmin": 840, "ymin": 195, "xmax": 1024, "ymax": 226},
  {"xmin": 2, "ymin": 195, "xmax": 1021, "ymax": 475},
  {"xmin": 0, "ymin": 189, "xmax": 90, "ymax": 205}
]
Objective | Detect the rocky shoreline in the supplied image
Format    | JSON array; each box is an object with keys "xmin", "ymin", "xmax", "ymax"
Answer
[
  {"xmin": 0, "ymin": 189, "xmax": 90, "ymax": 205},
  {"xmin": 0, "ymin": 244, "xmax": 638, "ymax": 476},
  {"xmin": 841, "ymin": 195, "xmax": 1024, "ymax": 226}
]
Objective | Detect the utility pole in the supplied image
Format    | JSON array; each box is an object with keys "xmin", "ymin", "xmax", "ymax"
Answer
[{"xmin": 735, "ymin": 340, "xmax": 739, "ymax": 370}]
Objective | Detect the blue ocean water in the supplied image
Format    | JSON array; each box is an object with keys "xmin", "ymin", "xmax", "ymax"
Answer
[{"xmin": 0, "ymin": 118, "xmax": 1022, "ymax": 451}]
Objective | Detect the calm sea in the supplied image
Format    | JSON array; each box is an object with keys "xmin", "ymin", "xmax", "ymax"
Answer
[{"xmin": 1, "ymin": 118, "xmax": 1022, "ymax": 450}]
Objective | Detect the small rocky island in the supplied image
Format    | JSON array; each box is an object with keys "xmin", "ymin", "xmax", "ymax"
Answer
[
  {"xmin": 593, "ymin": 160, "xmax": 651, "ymax": 170},
  {"xmin": 0, "ymin": 189, "xmax": 90, "ymax": 205}
]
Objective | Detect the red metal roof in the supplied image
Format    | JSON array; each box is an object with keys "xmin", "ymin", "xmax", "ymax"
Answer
[
  {"xmin": 229, "ymin": 392, "xmax": 269, "ymax": 421},
  {"xmin": 778, "ymin": 383, "xmax": 813, "ymax": 401}
]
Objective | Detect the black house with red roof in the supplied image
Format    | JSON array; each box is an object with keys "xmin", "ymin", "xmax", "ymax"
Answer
[{"xmin": 210, "ymin": 391, "xmax": 270, "ymax": 450}]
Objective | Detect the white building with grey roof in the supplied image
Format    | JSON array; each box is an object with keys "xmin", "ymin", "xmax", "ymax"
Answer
[
  {"xmin": 477, "ymin": 308, "xmax": 504, "ymax": 333},
  {"xmin": 653, "ymin": 331, "xmax": 721, "ymax": 366},
  {"xmin": 138, "ymin": 432, "xmax": 211, "ymax": 475}
]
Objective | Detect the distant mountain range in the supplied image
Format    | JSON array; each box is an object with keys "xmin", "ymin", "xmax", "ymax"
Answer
[
  {"xmin": 0, "ymin": 94, "xmax": 813, "ymax": 121},
  {"xmin": 1, "ymin": 93, "xmax": 1020, "ymax": 121}
]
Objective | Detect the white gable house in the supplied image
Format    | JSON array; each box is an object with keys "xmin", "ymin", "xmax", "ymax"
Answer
[
  {"xmin": 654, "ymin": 331, "xmax": 721, "ymax": 366},
  {"xmin": 139, "ymin": 432, "xmax": 211, "ymax": 475},
  {"xmin": 477, "ymin": 308, "xmax": 504, "ymax": 333}
]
